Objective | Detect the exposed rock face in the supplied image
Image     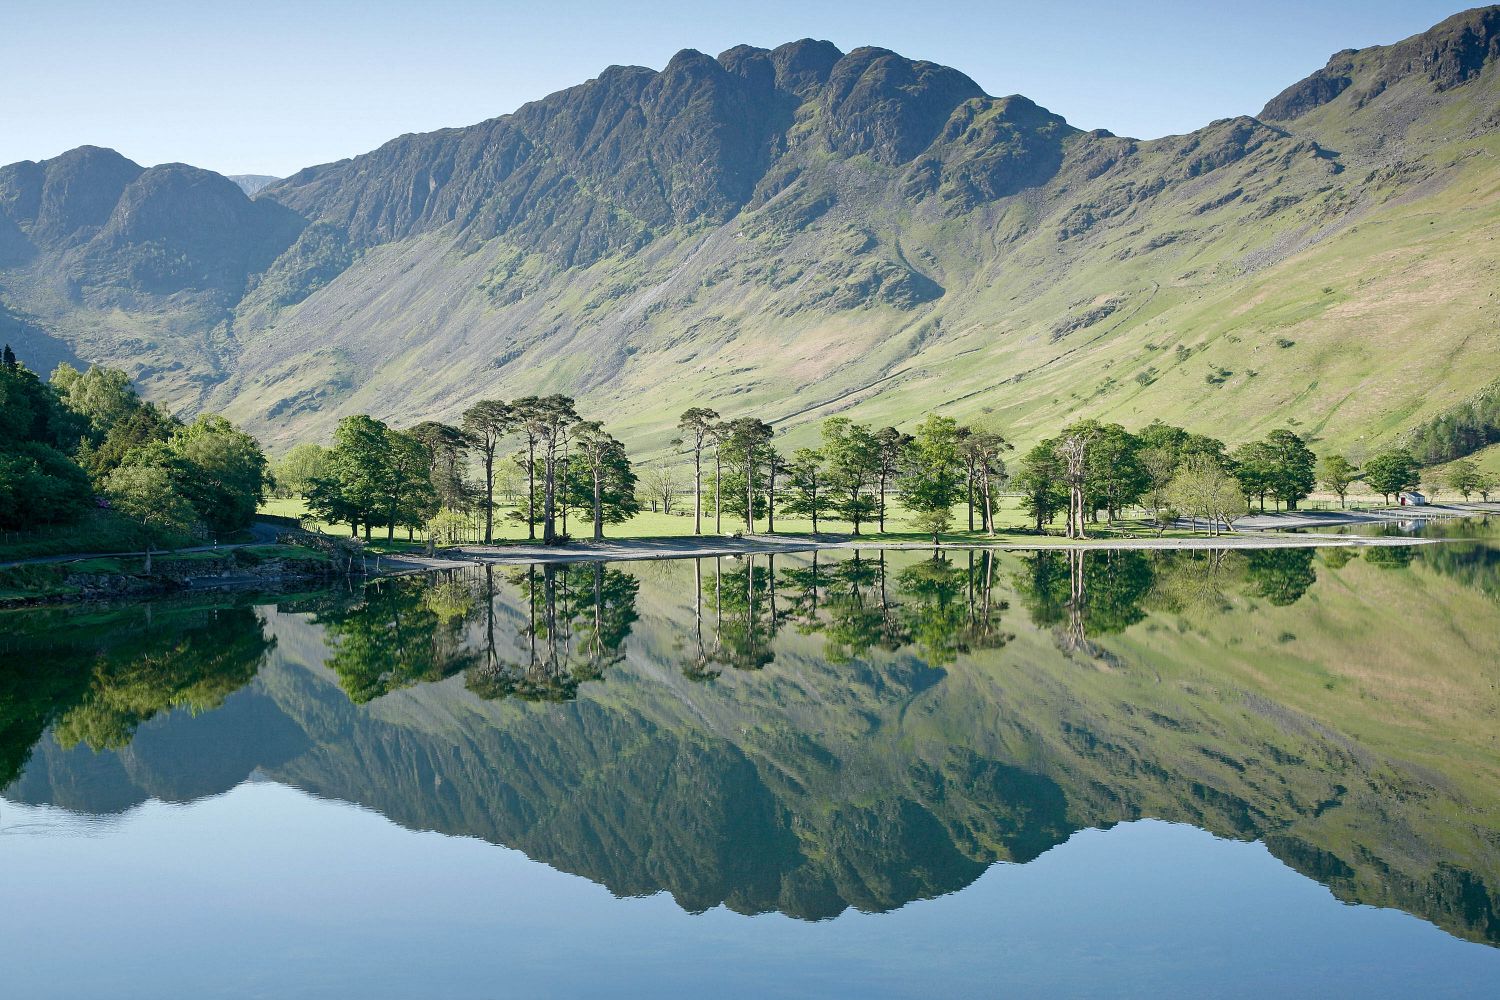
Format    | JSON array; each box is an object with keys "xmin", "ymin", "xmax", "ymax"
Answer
[
  {"xmin": 0, "ymin": 146, "xmax": 144, "ymax": 251},
  {"xmin": 1262, "ymin": 5, "xmax": 1500, "ymax": 119},
  {"xmin": 262, "ymin": 41, "xmax": 1019, "ymax": 269}
]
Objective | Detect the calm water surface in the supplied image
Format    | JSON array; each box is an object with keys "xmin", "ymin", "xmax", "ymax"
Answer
[{"xmin": 3, "ymin": 535, "xmax": 1499, "ymax": 998}]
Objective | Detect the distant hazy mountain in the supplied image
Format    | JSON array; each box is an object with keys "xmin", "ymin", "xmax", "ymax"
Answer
[
  {"xmin": 227, "ymin": 174, "xmax": 279, "ymax": 196},
  {"xmin": 0, "ymin": 7, "xmax": 1496, "ymax": 452}
]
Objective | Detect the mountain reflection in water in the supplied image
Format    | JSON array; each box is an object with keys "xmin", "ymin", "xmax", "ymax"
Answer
[{"xmin": 3, "ymin": 541, "xmax": 1499, "ymax": 944}]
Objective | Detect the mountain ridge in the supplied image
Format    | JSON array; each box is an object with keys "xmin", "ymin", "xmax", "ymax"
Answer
[{"xmin": 1, "ymin": 8, "xmax": 1497, "ymax": 454}]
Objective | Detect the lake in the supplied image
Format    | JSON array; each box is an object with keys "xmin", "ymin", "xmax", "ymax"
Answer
[{"xmin": 3, "ymin": 533, "xmax": 1499, "ymax": 997}]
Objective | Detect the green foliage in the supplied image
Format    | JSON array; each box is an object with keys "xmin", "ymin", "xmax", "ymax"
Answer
[
  {"xmin": 0, "ymin": 442, "xmax": 92, "ymax": 529},
  {"xmin": 102, "ymin": 464, "xmax": 200, "ymax": 537},
  {"xmin": 1015, "ymin": 442, "xmax": 1067, "ymax": 532},
  {"xmin": 781, "ymin": 447, "xmax": 829, "ymax": 531},
  {"xmin": 1233, "ymin": 429, "xmax": 1316, "ymax": 511},
  {"xmin": 78, "ymin": 402, "xmax": 180, "ymax": 479},
  {"xmin": 1232, "ymin": 440, "xmax": 1278, "ymax": 510},
  {"xmin": 2, "ymin": 355, "xmax": 263, "ymax": 540},
  {"xmin": 513, "ymin": 394, "xmax": 582, "ymax": 544},
  {"xmin": 0, "ymin": 355, "xmax": 93, "ymax": 528},
  {"xmin": 1083, "ymin": 423, "xmax": 1147, "ymax": 521},
  {"xmin": 0, "ymin": 601, "xmax": 272, "ymax": 760},
  {"xmin": 899, "ymin": 415, "xmax": 965, "ymax": 542},
  {"xmin": 426, "ymin": 508, "xmax": 472, "ymax": 546},
  {"xmin": 271, "ymin": 442, "xmax": 328, "ymax": 499},
  {"xmin": 462, "ymin": 399, "xmax": 513, "ymax": 543},
  {"xmin": 1319, "ymin": 454, "xmax": 1359, "ymax": 507},
  {"xmin": 1245, "ymin": 548, "xmax": 1317, "ymax": 606},
  {"xmin": 1406, "ymin": 380, "xmax": 1500, "ymax": 465},
  {"xmin": 319, "ymin": 575, "xmax": 478, "ymax": 703},
  {"xmin": 1364, "ymin": 448, "xmax": 1421, "ymax": 503},
  {"xmin": 49, "ymin": 363, "xmax": 138, "ymax": 436},
  {"xmin": 958, "ymin": 428, "xmax": 1012, "ymax": 533},
  {"xmin": 675, "ymin": 408, "xmax": 722, "ymax": 532},
  {"xmin": 309, "ymin": 414, "xmax": 434, "ymax": 539},
  {"xmin": 1168, "ymin": 454, "xmax": 1241, "ymax": 534},
  {"xmin": 822, "ymin": 418, "xmax": 880, "ymax": 534},
  {"xmin": 565, "ymin": 421, "xmax": 639, "ymax": 538},
  {"xmin": 718, "ymin": 417, "xmax": 775, "ymax": 532},
  {"xmin": 1011, "ymin": 549, "xmax": 1153, "ymax": 636},
  {"xmin": 168, "ymin": 414, "xmax": 268, "ymax": 534},
  {"xmin": 1444, "ymin": 459, "xmax": 1485, "ymax": 501},
  {"xmin": 466, "ymin": 563, "xmax": 640, "ymax": 700}
]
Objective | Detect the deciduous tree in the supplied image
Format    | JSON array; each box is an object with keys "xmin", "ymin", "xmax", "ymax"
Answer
[
  {"xmin": 900, "ymin": 415, "xmax": 965, "ymax": 544},
  {"xmin": 1364, "ymin": 448, "xmax": 1420, "ymax": 505},
  {"xmin": 1319, "ymin": 454, "xmax": 1358, "ymax": 508},
  {"xmin": 823, "ymin": 418, "xmax": 880, "ymax": 535},
  {"xmin": 1444, "ymin": 459, "xmax": 1484, "ymax": 501}
]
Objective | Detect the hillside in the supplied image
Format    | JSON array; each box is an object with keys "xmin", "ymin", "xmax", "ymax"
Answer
[{"xmin": 0, "ymin": 8, "xmax": 1497, "ymax": 456}]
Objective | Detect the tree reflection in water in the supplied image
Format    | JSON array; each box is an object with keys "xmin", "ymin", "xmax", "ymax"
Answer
[
  {"xmin": 5, "ymin": 538, "xmax": 1500, "ymax": 946},
  {"xmin": 0, "ymin": 601, "xmax": 273, "ymax": 782},
  {"xmin": 466, "ymin": 563, "xmax": 640, "ymax": 702}
]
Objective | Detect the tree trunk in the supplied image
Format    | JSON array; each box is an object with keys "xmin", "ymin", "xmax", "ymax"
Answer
[
  {"xmin": 542, "ymin": 446, "xmax": 557, "ymax": 543},
  {"xmin": 745, "ymin": 459, "xmax": 754, "ymax": 533},
  {"xmin": 693, "ymin": 446, "xmax": 702, "ymax": 535},
  {"xmin": 767, "ymin": 465, "xmax": 776, "ymax": 534},
  {"xmin": 878, "ymin": 474, "xmax": 887, "ymax": 532},
  {"xmin": 526, "ymin": 440, "xmax": 537, "ymax": 540},
  {"xmin": 483, "ymin": 447, "xmax": 495, "ymax": 544},
  {"xmin": 714, "ymin": 454, "xmax": 722, "ymax": 533},
  {"xmin": 593, "ymin": 469, "xmax": 603, "ymax": 540}
]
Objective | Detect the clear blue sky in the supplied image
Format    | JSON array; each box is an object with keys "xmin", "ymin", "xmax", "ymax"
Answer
[{"xmin": 0, "ymin": 0, "xmax": 1475, "ymax": 177}]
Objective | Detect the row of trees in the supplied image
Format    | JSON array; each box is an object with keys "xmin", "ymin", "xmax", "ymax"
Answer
[
  {"xmin": 1010, "ymin": 422, "xmax": 1468, "ymax": 537},
  {"xmin": 292, "ymin": 395, "xmax": 638, "ymax": 544},
  {"xmin": 14, "ymin": 341, "xmax": 1478, "ymax": 547},
  {"xmin": 1011, "ymin": 421, "xmax": 1320, "ymax": 538},
  {"xmin": 1, "ymin": 348, "xmax": 267, "ymax": 539},
  {"xmin": 673, "ymin": 409, "xmax": 1011, "ymax": 542},
  {"xmin": 282, "ymin": 396, "xmax": 1493, "ymax": 545}
]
